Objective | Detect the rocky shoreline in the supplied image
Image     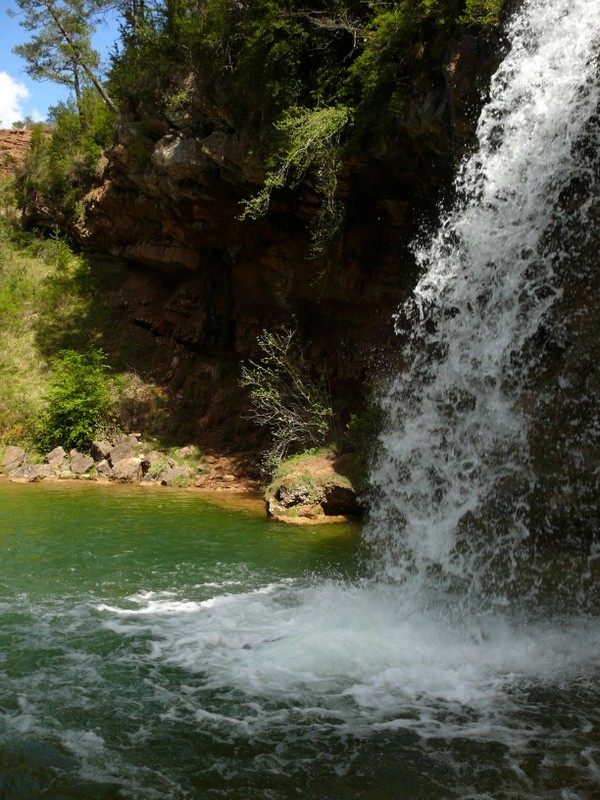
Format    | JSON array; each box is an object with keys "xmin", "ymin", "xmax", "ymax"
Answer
[
  {"xmin": 1, "ymin": 439, "xmax": 363, "ymax": 524},
  {"xmin": 1, "ymin": 436, "xmax": 260, "ymax": 493}
]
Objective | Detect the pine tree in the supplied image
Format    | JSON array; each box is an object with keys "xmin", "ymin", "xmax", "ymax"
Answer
[{"xmin": 11, "ymin": 0, "xmax": 117, "ymax": 116}]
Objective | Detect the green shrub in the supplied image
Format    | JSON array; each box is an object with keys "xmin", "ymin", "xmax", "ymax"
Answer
[
  {"xmin": 239, "ymin": 104, "xmax": 352, "ymax": 252},
  {"xmin": 35, "ymin": 347, "xmax": 112, "ymax": 452},
  {"xmin": 16, "ymin": 91, "xmax": 115, "ymax": 222},
  {"xmin": 240, "ymin": 328, "xmax": 335, "ymax": 474}
]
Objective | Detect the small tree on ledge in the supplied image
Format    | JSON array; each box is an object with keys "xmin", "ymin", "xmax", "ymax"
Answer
[{"xmin": 240, "ymin": 328, "xmax": 335, "ymax": 475}]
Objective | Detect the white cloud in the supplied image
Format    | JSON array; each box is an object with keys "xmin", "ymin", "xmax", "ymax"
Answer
[{"xmin": 0, "ymin": 71, "xmax": 30, "ymax": 127}]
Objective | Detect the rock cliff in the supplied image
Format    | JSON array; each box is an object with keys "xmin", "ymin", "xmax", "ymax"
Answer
[
  {"xmin": 71, "ymin": 27, "xmax": 503, "ymax": 397},
  {"xmin": 0, "ymin": 129, "xmax": 31, "ymax": 180}
]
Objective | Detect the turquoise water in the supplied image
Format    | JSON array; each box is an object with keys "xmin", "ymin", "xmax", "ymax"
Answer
[{"xmin": 0, "ymin": 481, "xmax": 599, "ymax": 800}]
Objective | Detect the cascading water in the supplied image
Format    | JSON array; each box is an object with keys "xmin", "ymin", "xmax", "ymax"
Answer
[
  {"xmin": 1, "ymin": 1, "xmax": 599, "ymax": 798},
  {"xmin": 367, "ymin": 0, "xmax": 600, "ymax": 611}
]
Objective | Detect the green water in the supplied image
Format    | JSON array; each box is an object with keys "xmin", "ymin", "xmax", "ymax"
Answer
[{"xmin": 0, "ymin": 481, "xmax": 598, "ymax": 800}]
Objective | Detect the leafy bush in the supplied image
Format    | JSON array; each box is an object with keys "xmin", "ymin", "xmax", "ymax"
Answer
[
  {"xmin": 16, "ymin": 91, "xmax": 115, "ymax": 222},
  {"xmin": 35, "ymin": 347, "xmax": 112, "ymax": 452},
  {"xmin": 240, "ymin": 328, "xmax": 335, "ymax": 474}
]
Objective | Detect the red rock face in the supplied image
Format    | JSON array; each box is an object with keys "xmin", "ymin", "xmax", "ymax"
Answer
[
  {"xmin": 80, "ymin": 135, "xmax": 414, "ymax": 394},
  {"xmin": 39, "ymin": 31, "xmax": 503, "ymax": 398},
  {"xmin": 0, "ymin": 129, "xmax": 31, "ymax": 179}
]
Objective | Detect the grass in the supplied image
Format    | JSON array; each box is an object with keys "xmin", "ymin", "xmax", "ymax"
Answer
[
  {"xmin": 0, "ymin": 218, "xmax": 54, "ymax": 439},
  {"xmin": 0, "ymin": 191, "xmax": 254, "ymax": 455}
]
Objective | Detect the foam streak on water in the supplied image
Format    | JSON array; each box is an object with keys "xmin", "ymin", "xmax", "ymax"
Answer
[{"xmin": 367, "ymin": 0, "xmax": 600, "ymax": 598}]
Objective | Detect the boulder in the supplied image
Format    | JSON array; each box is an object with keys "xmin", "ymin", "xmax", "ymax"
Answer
[
  {"xmin": 70, "ymin": 452, "xmax": 95, "ymax": 475},
  {"xmin": 265, "ymin": 452, "xmax": 361, "ymax": 524},
  {"xmin": 44, "ymin": 445, "xmax": 66, "ymax": 462},
  {"xmin": 159, "ymin": 465, "xmax": 192, "ymax": 486},
  {"xmin": 111, "ymin": 457, "xmax": 143, "ymax": 482},
  {"xmin": 109, "ymin": 441, "xmax": 135, "ymax": 466},
  {"xmin": 58, "ymin": 470, "xmax": 75, "ymax": 480},
  {"xmin": 144, "ymin": 450, "xmax": 166, "ymax": 465},
  {"xmin": 2, "ymin": 445, "xmax": 25, "ymax": 471},
  {"xmin": 95, "ymin": 459, "xmax": 113, "ymax": 479},
  {"xmin": 91, "ymin": 439, "xmax": 113, "ymax": 461},
  {"xmin": 8, "ymin": 464, "xmax": 38, "ymax": 482},
  {"xmin": 44, "ymin": 446, "xmax": 67, "ymax": 469}
]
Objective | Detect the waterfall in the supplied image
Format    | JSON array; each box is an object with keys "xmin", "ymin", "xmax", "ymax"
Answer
[{"xmin": 367, "ymin": 0, "xmax": 600, "ymax": 607}]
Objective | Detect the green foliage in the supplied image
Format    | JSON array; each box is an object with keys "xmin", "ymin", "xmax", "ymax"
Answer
[
  {"xmin": 239, "ymin": 105, "xmax": 352, "ymax": 252},
  {"xmin": 347, "ymin": 2, "xmax": 432, "ymax": 123},
  {"xmin": 35, "ymin": 347, "xmax": 112, "ymax": 452},
  {"xmin": 341, "ymin": 403, "xmax": 384, "ymax": 488},
  {"xmin": 16, "ymin": 92, "xmax": 115, "ymax": 221},
  {"xmin": 162, "ymin": 87, "xmax": 191, "ymax": 119},
  {"xmin": 12, "ymin": 0, "xmax": 98, "ymax": 88},
  {"xmin": 240, "ymin": 328, "xmax": 335, "ymax": 474},
  {"xmin": 104, "ymin": 0, "xmax": 509, "ymax": 250},
  {"xmin": 461, "ymin": 0, "xmax": 506, "ymax": 24}
]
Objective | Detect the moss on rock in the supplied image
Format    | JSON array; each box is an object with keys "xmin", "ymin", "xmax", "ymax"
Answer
[{"xmin": 265, "ymin": 450, "xmax": 362, "ymax": 524}]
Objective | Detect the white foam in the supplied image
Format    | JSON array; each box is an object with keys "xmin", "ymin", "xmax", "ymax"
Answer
[{"xmin": 98, "ymin": 580, "xmax": 600, "ymax": 741}]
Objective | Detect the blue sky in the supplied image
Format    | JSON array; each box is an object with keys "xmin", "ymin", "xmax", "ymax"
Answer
[{"xmin": 0, "ymin": 0, "xmax": 119, "ymax": 126}]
